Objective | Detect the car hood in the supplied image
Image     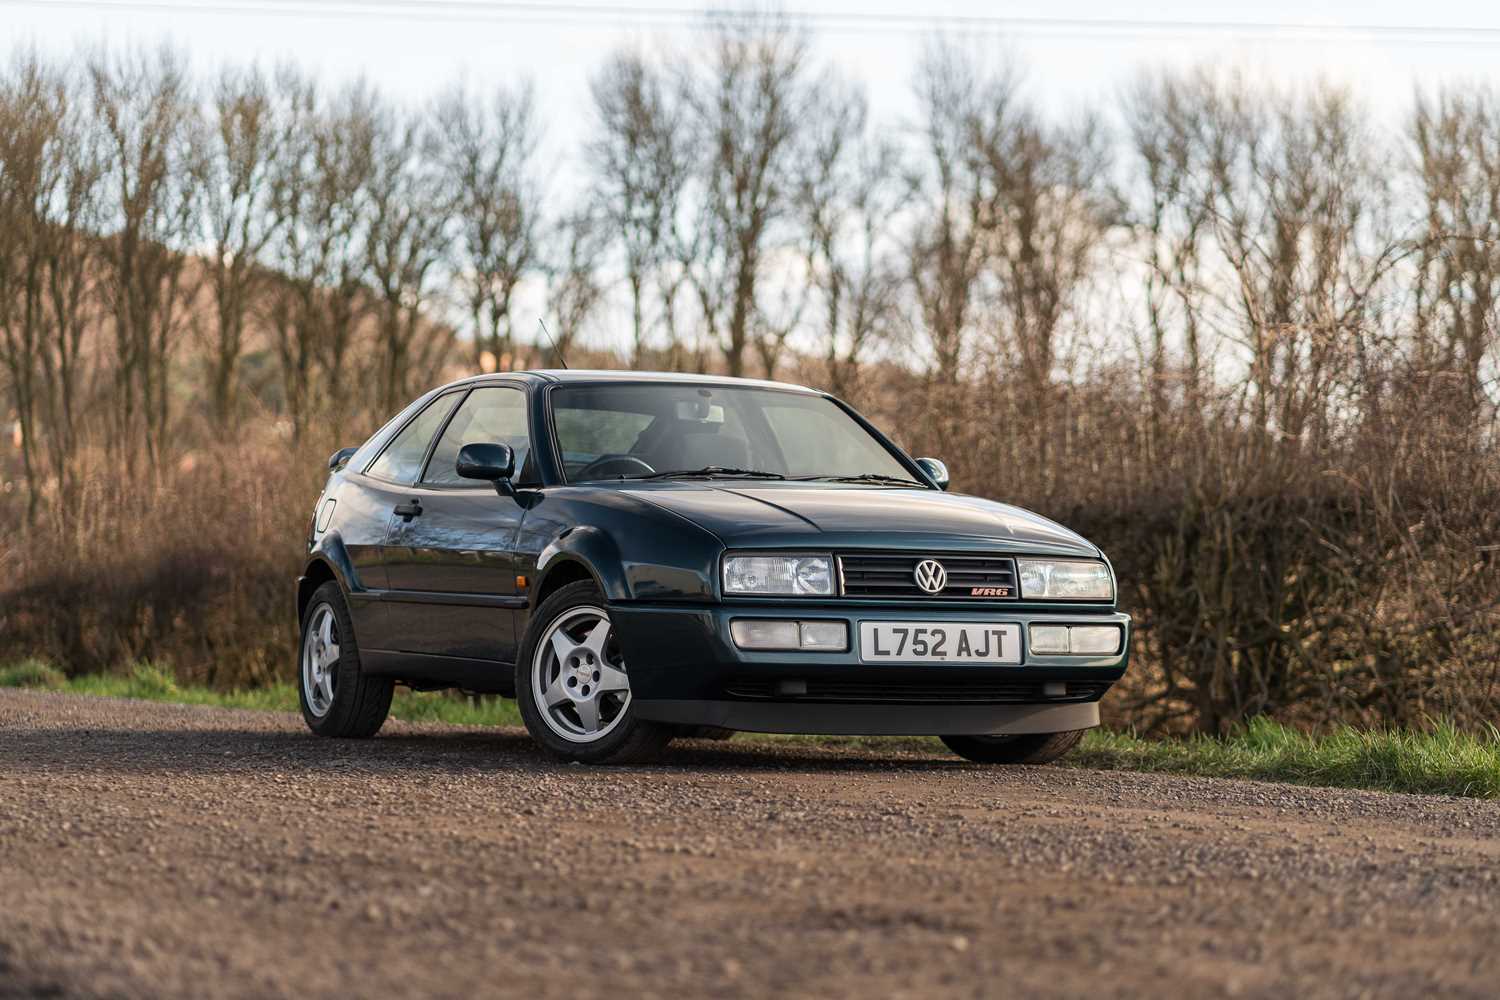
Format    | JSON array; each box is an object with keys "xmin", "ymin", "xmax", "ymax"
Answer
[{"xmin": 620, "ymin": 482, "xmax": 1099, "ymax": 557}]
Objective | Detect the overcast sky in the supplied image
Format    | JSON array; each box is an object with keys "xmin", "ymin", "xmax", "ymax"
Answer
[{"xmin": 9, "ymin": 0, "xmax": 1500, "ymax": 133}]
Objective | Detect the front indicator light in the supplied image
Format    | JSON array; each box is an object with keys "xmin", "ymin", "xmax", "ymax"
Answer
[
  {"xmin": 1028, "ymin": 624, "xmax": 1123, "ymax": 656},
  {"xmin": 1029, "ymin": 625, "xmax": 1070, "ymax": 655},
  {"xmin": 730, "ymin": 620, "xmax": 848, "ymax": 652}
]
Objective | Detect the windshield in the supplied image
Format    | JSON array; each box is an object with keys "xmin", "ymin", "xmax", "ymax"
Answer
[{"xmin": 550, "ymin": 384, "xmax": 923, "ymax": 485}]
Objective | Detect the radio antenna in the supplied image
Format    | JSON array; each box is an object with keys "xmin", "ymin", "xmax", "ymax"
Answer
[{"xmin": 537, "ymin": 317, "xmax": 568, "ymax": 370}]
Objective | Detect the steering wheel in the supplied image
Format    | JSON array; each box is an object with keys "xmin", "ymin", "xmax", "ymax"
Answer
[{"xmin": 575, "ymin": 454, "xmax": 656, "ymax": 480}]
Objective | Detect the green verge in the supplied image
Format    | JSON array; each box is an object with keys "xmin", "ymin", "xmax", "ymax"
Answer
[
  {"xmin": 3, "ymin": 661, "xmax": 1498, "ymax": 799},
  {"xmin": 1, "ymin": 661, "xmax": 525, "ymax": 728},
  {"xmin": 1073, "ymin": 716, "xmax": 1500, "ymax": 799}
]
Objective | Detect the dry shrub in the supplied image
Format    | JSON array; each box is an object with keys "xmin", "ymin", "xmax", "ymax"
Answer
[{"xmin": 2, "ymin": 434, "xmax": 331, "ymax": 688}]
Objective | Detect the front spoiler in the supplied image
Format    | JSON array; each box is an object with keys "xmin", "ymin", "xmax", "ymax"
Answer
[{"xmin": 633, "ymin": 698, "xmax": 1099, "ymax": 736}]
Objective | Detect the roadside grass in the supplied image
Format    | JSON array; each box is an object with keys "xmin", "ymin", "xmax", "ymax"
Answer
[
  {"xmin": 1073, "ymin": 717, "xmax": 1500, "ymax": 799},
  {"xmin": 0, "ymin": 659, "xmax": 68, "ymax": 690},
  {"xmin": 4, "ymin": 662, "xmax": 1498, "ymax": 799},
  {"xmin": 8, "ymin": 661, "xmax": 525, "ymax": 727}
]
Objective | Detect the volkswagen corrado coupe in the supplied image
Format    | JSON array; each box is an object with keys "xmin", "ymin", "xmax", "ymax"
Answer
[{"xmin": 297, "ymin": 371, "xmax": 1130, "ymax": 764}]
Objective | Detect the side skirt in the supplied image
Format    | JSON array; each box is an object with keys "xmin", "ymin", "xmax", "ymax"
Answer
[{"xmin": 361, "ymin": 649, "xmax": 516, "ymax": 696}]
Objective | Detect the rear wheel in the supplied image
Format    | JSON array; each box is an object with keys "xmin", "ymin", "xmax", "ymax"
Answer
[
  {"xmin": 298, "ymin": 581, "xmax": 394, "ymax": 738},
  {"xmin": 516, "ymin": 580, "xmax": 673, "ymax": 765},
  {"xmin": 941, "ymin": 729, "xmax": 1085, "ymax": 765}
]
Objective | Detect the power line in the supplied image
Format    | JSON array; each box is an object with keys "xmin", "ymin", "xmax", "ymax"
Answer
[{"xmin": 7, "ymin": 0, "xmax": 1500, "ymax": 45}]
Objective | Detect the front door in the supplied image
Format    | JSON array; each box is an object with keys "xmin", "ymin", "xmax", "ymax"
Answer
[
  {"xmin": 353, "ymin": 388, "xmax": 464, "ymax": 653},
  {"xmin": 381, "ymin": 384, "xmax": 535, "ymax": 667},
  {"xmin": 330, "ymin": 474, "xmax": 405, "ymax": 642}
]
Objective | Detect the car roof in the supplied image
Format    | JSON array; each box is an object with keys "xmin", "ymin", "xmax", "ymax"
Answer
[{"xmin": 441, "ymin": 369, "xmax": 819, "ymax": 394}]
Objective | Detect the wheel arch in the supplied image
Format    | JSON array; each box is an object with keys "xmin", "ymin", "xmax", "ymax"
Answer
[
  {"xmin": 532, "ymin": 526, "xmax": 629, "ymax": 607},
  {"xmin": 298, "ymin": 530, "xmax": 365, "ymax": 622},
  {"xmin": 532, "ymin": 557, "xmax": 602, "ymax": 608},
  {"xmin": 297, "ymin": 557, "xmax": 340, "ymax": 623}
]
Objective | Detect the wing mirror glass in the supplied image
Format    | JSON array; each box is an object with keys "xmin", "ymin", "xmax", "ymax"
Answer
[
  {"xmin": 328, "ymin": 446, "xmax": 358, "ymax": 471},
  {"xmin": 915, "ymin": 457, "xmax": 949, "ymax": 490},
  {"xmin": 457, "ymin": 442, "xmax": 516, "ymax": 496}
]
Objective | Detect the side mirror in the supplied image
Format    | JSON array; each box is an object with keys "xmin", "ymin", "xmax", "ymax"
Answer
[
  {"xmin": 915, "ymin": 457, "xmax": 949, "ymax": 490},
  {"xmin": 457, "ymin": 442, "xmax": 516, "ymax": 496},
  {"xmin": 328, "ymin": 446, "xmax": 358, "ymax": 471}
]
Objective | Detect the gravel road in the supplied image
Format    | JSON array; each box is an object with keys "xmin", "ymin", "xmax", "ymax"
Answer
[{"xmin": 2, "ymin": 689, "xmax": 1498, "ymax": 999}]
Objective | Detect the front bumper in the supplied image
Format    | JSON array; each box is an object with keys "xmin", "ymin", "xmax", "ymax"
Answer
[{"xmin": 610, "ymin": 602, "xmax": 1129, "ymax": 736}]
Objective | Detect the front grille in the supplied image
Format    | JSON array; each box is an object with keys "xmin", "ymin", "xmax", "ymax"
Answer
[
  {"xmin": 724, "ymin": 678, "xmax": 1110, "ymax": 704},
  {"xmin": 839, "ymin": 553, "xmax": 1019, "ymax": 600}
]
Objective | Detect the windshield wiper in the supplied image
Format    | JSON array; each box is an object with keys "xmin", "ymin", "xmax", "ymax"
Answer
[
  {"xmin": 793, "ymin": 473, "xmax": 924, "ymax": 486},
  {"xmin": 633, "ymin": 466, "xmax": 788, "ymax": 481}
]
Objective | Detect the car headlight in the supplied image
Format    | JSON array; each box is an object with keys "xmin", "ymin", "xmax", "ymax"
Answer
[
  {"xmin": 723, "ymin": 554, "xmax": 834, "ymax": 596},
  {"xmin": 1016, "ymin": 559, "xmax": 1113, "ymax": 601}
]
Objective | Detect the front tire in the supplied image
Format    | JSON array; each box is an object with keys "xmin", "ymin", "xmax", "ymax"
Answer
[
  {"xmin": 298, "ymin": 581, "xmax": 394, "ymax": 738},
  {"xmin": 516, "ymin": 580, "xmax": 673, "ymax": 764},
  {"xmin": 941, "ymin": 729, "xmax": 1085, "ymax": 765}
]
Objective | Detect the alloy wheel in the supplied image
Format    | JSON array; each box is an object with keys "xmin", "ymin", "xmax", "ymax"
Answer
[
  {"xmin": 531, "ymin": 605, "xmax": 631, "ymax": 743},
  {"xmin": 301, "ymin": 602, "xmax": 339, "ymax": 717}
]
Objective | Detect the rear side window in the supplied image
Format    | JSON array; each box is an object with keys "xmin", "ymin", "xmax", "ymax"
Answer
[
  {"xmin": 364, "ymin": 393, "xmax": 459, "ymax": 484},
  {"xmin": 423, "ymin": 386, "xmax": 532, "ymax": 486}
]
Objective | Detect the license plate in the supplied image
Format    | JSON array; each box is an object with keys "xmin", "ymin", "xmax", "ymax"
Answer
[{"xmin": 858, "ymin": 622, "xmax": 1021, "ymax": 664}]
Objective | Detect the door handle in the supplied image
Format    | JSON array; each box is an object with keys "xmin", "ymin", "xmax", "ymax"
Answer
[{"xmin": 393, "ymin": 500, "xmax": 423, "ymax": 521}]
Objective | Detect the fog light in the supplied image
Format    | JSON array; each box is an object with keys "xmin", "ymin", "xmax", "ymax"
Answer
[
  {"xmin": 730, "ymin": 620, "xmax": 800, "ymax": 650},
  {"xmin": 1069, "ymin": 625, "xmax": 1122, "ymax": 655},
  {"xmin": 798, "ymin": 621, "xmax": 848, "ymax": 651},
  {"xmin": 1029, "ymin": 625, "xmax": 1070, "ymax": 655},
  {"xmin": 1028, "ymin": 624, "xmax": 1124, "ymax": 656},
  {"xmin": 730, "ymin": 620, "xmax": 849, "ymax": 652}
]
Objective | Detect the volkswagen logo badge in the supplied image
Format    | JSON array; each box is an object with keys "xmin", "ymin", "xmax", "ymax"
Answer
[{"xmin": 913, "ymin": 559, "xmax": 947, "ymax": 594}]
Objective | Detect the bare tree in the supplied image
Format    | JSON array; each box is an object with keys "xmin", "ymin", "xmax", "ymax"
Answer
[
  {"xmin": 1199, "ymin": 79, "xmax": 1398, "ymax": 455},
  {"xmin": 89, "ymin": 46, "xmax": 203, "ymax": 474},
  {"xmin": 1123, "ymin": 70, "xmax": 1215, "ymax": 453},
  {"xmin": 975, "ymin": 107, "xmax": 1115, "ymax": 468},
  {"xmin": 436, "ymin": 81, "xmax": 541, "ymax": 372},
  {"xmin": 587, "ymin": 50, "xmax": 689, "ymax": 366},
  {"xmin": 267, "ymin": 72, "xmax": 376, "ymax": 436},
  {"xmin": 541, "ymin": 210, "xmax": 609, "ymax": 366},
  {"xmin": 1410, "ymin": 87, "xmax": 1500, "ymax": 425},
  {"xmin": 907, "ymin": 45, "xmax": 993, "ymax": 395},
  {"xmin": 0, "ymin": 50, "xmax": 57, "ymax": 521},
  {"xmin": 197, "ymin": 64, "xmax": 283, "ymax": 429},
  {"xmin": 34, "ymin": 65, "xmax": 105, "ymax": 516},
  {"xmin": 365, "ymin": 99, "xmax": 450, "ymax": 412},
  {"xmin": 795, "ymin": 75, "xmax": 903, "ymax": 399},
  {"xmin": 682, "ymin": 20, "xmax": 810, "ymax": 377}
]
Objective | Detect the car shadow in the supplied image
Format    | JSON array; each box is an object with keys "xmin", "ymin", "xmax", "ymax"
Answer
[{"xmin": 1, "ymin": 723, "xmax": 970, "ymax": 778}]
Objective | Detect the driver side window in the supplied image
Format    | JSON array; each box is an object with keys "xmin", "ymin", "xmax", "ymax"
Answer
[{"xmin": 422, "ymin": 386, "xmax": 532, "ymax": 486}]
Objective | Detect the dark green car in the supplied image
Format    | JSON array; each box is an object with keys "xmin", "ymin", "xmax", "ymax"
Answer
[{"xmin": 297, "ymin": 372, "xmax": 1130, "ymax": 764}]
